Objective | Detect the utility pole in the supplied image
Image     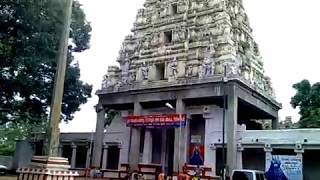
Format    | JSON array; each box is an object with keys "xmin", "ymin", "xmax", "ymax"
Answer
[{"xmin": 47, "ymin": 0, "xmax": 73, "ymax": 157}]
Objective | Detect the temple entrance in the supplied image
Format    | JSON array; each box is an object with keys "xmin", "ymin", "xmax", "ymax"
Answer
[{"xmin": 151, "ymin": 128, "xmax": 175, "ymax": 175}]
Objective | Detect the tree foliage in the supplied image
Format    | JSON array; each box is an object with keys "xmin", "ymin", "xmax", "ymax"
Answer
[
  {"xmin": 0, "ymin": 0, "xmax": 92, "ymax": 124},
  {"xmin": 0, "ymin": 0, "xmax": 92, "ymax": 154},
  {"xmin": 291, "ymin": 80, "xmax": 320, "ymax": 128},
  {"xmin": 0, "ymin": 120, "xmax": 47, "ymax": 155}
]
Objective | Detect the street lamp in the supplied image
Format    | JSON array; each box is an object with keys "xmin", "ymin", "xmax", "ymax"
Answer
[
  {"xmin": 222, "ymin": 65, "xmax": 227, "ymax": 180},
  {"xmin": 165, "ymin": 102, "xmax": 182, "ymax": 175},
  {"xmin": 165, "ymin": 102, "xmax": 174, "ymax": 110}
]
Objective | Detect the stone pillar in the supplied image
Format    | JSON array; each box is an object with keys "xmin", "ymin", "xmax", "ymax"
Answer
[
  {"xmin": 58, "ymin": 144, "xmax": 63, "ymax": 157},
  {"xmin": 142, "ymin": 129, "xmax": 153, "ymax": 163},
  {"xmin": 71, "ymin": 143, "xmax": 77, "ymax": 168},
  {"xmin": 236, "ymin": 145, "xmax": 243, "ymax": 169},
  {"xmin": 85, "ymin": 145, "xmax": 91, "ymax": 168},
  {"xmin": 102, "ymin": 144, "xmax": 108, "ymax": 169},
  {"xmin": 161, "ymin": 129, "xmax": 167, "ymax": 171},
  {"xmin": 128, "ymin": 102, "xmax": 142, "ymax": 172},
  {"xmin": 225, "ymin": 84, "xmax": 238, "ymax": 176},
  {"xmin": 173, "ymin": 98, "xmax": 188, "ymax": 173},
  {"xmin": 92, "ymin": 104, "xmax": 105, "ymax": 168}
]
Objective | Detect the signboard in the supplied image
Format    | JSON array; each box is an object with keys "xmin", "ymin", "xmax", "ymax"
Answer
[
  {"xmin": 191, "ymin": 135, "xmax": 202, "ymax": 144},
  {"xmin": 126, "ymin": 114, "xmax": 186, "ymax": 128},
  {"xmin": 265, "ymin": 155, "xmax": 303, "ymax": 180}
]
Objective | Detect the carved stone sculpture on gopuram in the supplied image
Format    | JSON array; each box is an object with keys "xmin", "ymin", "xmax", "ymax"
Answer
[{"xmin": 100, "ymin": 0, "xmax": 275, "ymax": 98}]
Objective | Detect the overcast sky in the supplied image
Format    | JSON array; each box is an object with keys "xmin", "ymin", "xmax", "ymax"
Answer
[{"xmin": 60, "ymin": 0, "xmax": 320, "ymax": 132}]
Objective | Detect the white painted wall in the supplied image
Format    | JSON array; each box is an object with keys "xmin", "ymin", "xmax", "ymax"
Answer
[{"xmin": 240, "ymin": 129, "xmax": 320, "ymax": 146}]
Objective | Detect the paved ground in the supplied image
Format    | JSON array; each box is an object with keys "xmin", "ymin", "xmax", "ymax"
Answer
[
  {"xmin": 0, "ymin": 176, "xmax": 103, "ymax": 180},
  {"xmin": 0, "ymin": 175, "xmax": 17, "ymax": 180}
]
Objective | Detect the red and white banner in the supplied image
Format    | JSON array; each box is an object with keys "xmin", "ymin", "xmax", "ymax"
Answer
[{"xmin": 126, "ymin": 114, "xmax": 187, "ymax": 128}]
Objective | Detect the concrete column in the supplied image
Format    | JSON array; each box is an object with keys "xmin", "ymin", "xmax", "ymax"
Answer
[
  {"xmin": 85, "ymin": 145, "xmax": 91, "ymax": 168},
  {"xmin": 272, "ymin": 117, "xmax": 279, "ymax": 129},
  {"xmin": 225, "ymin": 84, "xmax": 238, "ymax": 176},
  {"xmin": 92, "ymin": 104, "xmax": 105, "ymax": 168},
  {"xmin": 58, "ymin": 144, "xmax": 63, "ymax": 157},
  {"xmin": 142, "ymin": 129, "xmax": 153, "ymax": 163},
  {"xmin": 204, "ymin": 113, "xmax": 215, "ymax": 176},
  {"xmin": 236, "ymin": 145, "xmax": 243, "ymax": 169},
  {"xmin": 264, "ymin": 146, "xmax": 273, "ymax": 170},
  {"xmin": 119, "ymin": 111, "xmax": 130, "ymax": 165},
  {"xmin": 102, "ymin": 144, "xmax": 108, "ymax": 169},
  {"xmin": 295, "ymin": 148, "xmax": 304, "ymax": 180},
  {"xmin": 173, "ymin": 98, "xmax": 188, "ymax": 173},
  {"xmin": 128, "ymin": 102, "xmax": 142, "ymax": 172},
  {"xmin": 295, "ymin": 149, "xmax": 304, "ymax": 159},
  {"xmin": 208, "ymin": 144, "xmax": 217, "ymax": 176},
  {"xmin": 118, "ymin": 144, "xmax": 123, "ymax": 169},
  {"xmin": 71, "ymin": 143, "xmax": 77, "ymax": 168},
  {"xmin": 295, "ymin": 147, "xmax": 304, "ymax": 169}
]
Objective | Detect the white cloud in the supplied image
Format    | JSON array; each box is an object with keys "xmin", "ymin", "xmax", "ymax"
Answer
[{"xmin": 60, "ymin": 0, "xmax": 320, "ymax": 132}]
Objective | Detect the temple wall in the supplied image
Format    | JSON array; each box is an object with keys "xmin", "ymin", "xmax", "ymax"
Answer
[{"xmin": 104, "ymin": 113, "xmax": 131, "ymax": 164}]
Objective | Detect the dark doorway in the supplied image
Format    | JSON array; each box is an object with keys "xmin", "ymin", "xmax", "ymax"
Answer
[
  {"xmin": 76, "ymin": 145, "xmax": 87, "ymax": 168},
  {"xmin": 107, "ymin": 146, "xmax": 120, "ymax": 169},
  {"xmin": 216, "ymin": 147, "xmax": 227, "ymax": 176},
  {"xmin": 34, "ymin": 140, "xmax": 43, "ymax": 156},
  {"xmin": 152, "ymin": 129, "xmax": 162, "ymax": 164},
  {"xmin": 243, "ymin": 148, "xmax": 265, "ymax": 171},
  {"xmin": 62, "ymin": 145, "xmax": 72, "ymax": 163},
  {"xmin": 167, "ymin": 129, "xmax": 175, "ymax": 176},
  {"xmin": 304, "ymin": 150, "xmax": 320, "ymax": 180}
]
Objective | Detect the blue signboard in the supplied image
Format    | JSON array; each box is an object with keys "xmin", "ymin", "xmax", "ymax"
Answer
[{"xmin": 265, "ymin": 155, "xmax": 303, "ymax": 180}]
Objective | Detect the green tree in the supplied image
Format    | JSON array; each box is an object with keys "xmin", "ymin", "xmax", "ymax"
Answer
[
  {"xmin": 291, "ymin": 80, "xmax": 320, "ymax": 128},
  {"xmin": 0, "ymin": 0, "xmax": 92, "ymax": 154}
]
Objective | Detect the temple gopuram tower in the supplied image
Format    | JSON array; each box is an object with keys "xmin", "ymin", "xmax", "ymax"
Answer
[{"xmin": 95, "ymin": 0, "xmax": 281, "ymax": 177}]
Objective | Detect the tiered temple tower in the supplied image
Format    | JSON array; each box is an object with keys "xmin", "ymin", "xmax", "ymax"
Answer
[{"xmin": 101, "ymin": 0, "xmax": 274, "ymax": 98}]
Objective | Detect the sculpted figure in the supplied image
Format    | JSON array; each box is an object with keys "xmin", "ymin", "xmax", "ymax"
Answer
[
  {"xmin": 128, "ymin": 72, "xmax": 136, "ymax": 83},
  {"xmin": 151, "ymin": 33, "xmax": 159, "ymax": 47},
  {"xmin": 202, "ymin": 57, "xmax": 214, "ymax": 77},
  {"xmin": 201, "ymin": 43, "xmax": 217, "ymax": 78},
  {"xmin": 134, "ymin": 40, "xmax": 142, "ymax": 56},
  {"xmin": 141, "ymin": 62, "xmax": 149, "ymax": 80},
  {"xmin": 168, "ymin": 57, "xmax": 178, "ymax": 77},
  {"xmin": 122, "ymin": 57, "xmax": 130, "ymax": 73},
  {"xmin": 102, "ymin": 75, "xmax": 113, "ymax": 89},
  {"xmin": 225, "ymin": 62, "xmax": 239, "ymax": 77},
  {"xmin": 186, "ymin": 65, "xmax": 193, "ymax": 77},
  {"xmin": 142, "ymin": 36, "xmax": 151, "ymax": 49},
  {"xmin": 173, "ymin": 28, "xmax": 180, "ymax": 42},
  {"xmin": 113, "ymin": 81, "xmax": 122, "ymax": 92}
]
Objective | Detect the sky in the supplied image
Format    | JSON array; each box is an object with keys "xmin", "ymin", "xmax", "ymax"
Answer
[{"xmin": 60, "ymin": 0, "xmax": 320, "ymax": 132}]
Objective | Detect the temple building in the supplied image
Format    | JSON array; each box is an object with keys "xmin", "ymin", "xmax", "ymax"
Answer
[
  {"xmin": 10, "ymin": 0, "xmax": 320, "ymax": 179},
  {"xmin": 94, "ymin": 0, "xmax": 280, "ymax": 176}
]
